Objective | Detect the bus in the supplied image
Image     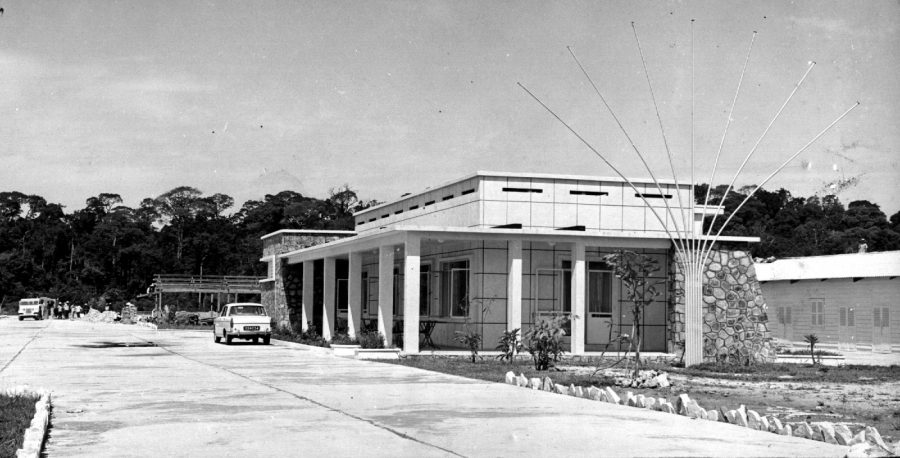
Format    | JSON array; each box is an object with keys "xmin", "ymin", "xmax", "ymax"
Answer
[{"xmin": 18, "ymin": 297, "xmax": 55, "ymax": 321}]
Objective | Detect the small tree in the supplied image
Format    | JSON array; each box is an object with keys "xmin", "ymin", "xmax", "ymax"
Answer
[
  {"xmin": 804, "ymin": 333, "xmax": 820, "ymax": 365},
  {"xmin": 454, "ymin": 297, "xmax": 493, "ymax": 363},
  {"xmin": 602, "ymin": 250, "xmax": 662, "ymax": 377}
]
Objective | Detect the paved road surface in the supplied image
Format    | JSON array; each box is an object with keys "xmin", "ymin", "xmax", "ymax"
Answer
[{"xmin": 0, "ymin": 318, "xmax": 847, "ymax": 457}]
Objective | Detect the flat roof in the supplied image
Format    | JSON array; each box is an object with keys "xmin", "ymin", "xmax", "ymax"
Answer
[
  {"xmin": 355, "ymin": 170, "xmax": 694, "ymax": 216},
  {"xmin": 260, "ymin": 229, "xmax": 356, "ymax": 241},
  {"xmin": 278, "ymin": 225, "xmax": 759, "ymax": 263},
  {"xmin": 755, "ymin": 251, "xmax": 900, "ymax": 281}
]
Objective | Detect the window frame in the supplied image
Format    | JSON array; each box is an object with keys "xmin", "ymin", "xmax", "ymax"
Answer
[
  {"xmin": 439, "ymin": 257, "xmax": 471, "ymax": 319},
  {"xmin": 810, "ymin": 299, "xmax": 825, "ymax": 326}
]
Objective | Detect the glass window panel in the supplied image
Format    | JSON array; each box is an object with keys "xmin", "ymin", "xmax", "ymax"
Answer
[
  {"xmin": 420, "ymin": 265, "xmax": 430, "ymax": 316},
  {"xmin": 839, "ymin": 308, "xmax": 846, "ymax": 326},
  {"xmin": 848, "ymin": 308, "xmax": 855, "ymax": 327},
  {"xmin": 883, "ymin": 308, "xmax": 890, "ymax": 328}
]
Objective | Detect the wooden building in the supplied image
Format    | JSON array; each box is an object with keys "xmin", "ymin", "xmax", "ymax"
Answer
[{"xmin": 756, "ymin": 251, "xmax": 900, "ymax": 353}]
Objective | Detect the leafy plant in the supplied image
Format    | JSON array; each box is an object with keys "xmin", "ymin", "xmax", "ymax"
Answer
[
  {"xmin": 803, "ymin": 334, "xmax": 820, "ymax": 365},
  {"xmin": 453, "ymin": 297, "xmax": 494, "ymax": 363},
  {"xmin": 523, "ymin": 314, "xmax": 568, "ymax": 371},
  {"xmin": 495, "ymin": 328, "xmax": 522, "ymax": 362},
  {"xmin": 454, "ymin": 330, "xmax": 483, "ymax": 363},
  {"xmin": 358, "ymin": 330, "xmax": 385, "ymax": 349},
  {"xmin": 602, "ymin": 250, "xmax": 662, "ymax": 377}
]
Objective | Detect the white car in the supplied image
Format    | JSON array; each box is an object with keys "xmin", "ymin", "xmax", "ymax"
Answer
[{"xmin": 213, "ymin": 303, "xmax": 272, "ymax": 345}]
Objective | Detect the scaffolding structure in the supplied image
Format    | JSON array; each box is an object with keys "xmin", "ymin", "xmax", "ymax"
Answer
[{"xmin": 149, "ymin": 274, "xmax": 264, "ymax": 312}]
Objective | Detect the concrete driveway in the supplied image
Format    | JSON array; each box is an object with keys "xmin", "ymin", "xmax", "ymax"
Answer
[{"xmin": 0, "ymin": 318, "xmax": 847, "ymax": 457}]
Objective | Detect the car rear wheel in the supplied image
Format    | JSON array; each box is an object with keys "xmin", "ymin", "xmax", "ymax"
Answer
[
  {"xmin": 18, "ymin": 317, "xmax": 23, "ymax": 321},
  {"xmin": 252, "ymin": 337, "xmax": 259, "ymax": 344},
  {"xmin": 262, "ymin": 336, "xmax": 271, "ymax": 345}
]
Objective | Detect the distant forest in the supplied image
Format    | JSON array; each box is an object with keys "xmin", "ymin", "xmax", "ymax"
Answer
[{"xmin": 1, "ymin": 183, "xmax": 898, "ymax": 309}]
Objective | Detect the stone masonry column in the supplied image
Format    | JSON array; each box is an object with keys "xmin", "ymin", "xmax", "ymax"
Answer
[
  {"xmin": 378, "ymin": 245, "xmax": 395, "ymax": 347},
  {"xmin": 507, "ymin": 239, "xmax": 523, "ymax": 334},
  {"xmin": 323, "ymin": 256, "xmax": 336, "ymax": 341},
  {"xmin": 301, "ymin": 260, "xmax": 314, "ymax": 333},
  {"xmin": 570, "ymin": 241, "xmax": 586, "ymax": 355},
  {"xmin": 403, "ymin": 234, "xmax": 421, "ymax": 354},
  {"xmin": 347, "ymin": 251, "xmax": 363, "ymax": 340}
]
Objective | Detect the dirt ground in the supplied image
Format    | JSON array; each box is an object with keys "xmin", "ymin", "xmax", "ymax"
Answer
[{"xmin": 574, "ymin": 367, "xmax": 900, "ymax": 443}]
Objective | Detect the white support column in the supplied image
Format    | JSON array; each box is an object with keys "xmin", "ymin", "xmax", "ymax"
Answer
[
  {"xmin": 403, "ymin": 235, "xmax": 421, "ymax": 354},
  {"xmin": 323, "ymin": 256, "xmax": 336, "ymax": 341},
  {"xmin": 378, "ymin": 245, "xmax": 395, "ymax": 347},
  {"xmin": 507, "ymin": 239, "xmax": 523, "ymax": 334},
  {"xmin": 570, "ymin": 241, "xmax": 586, "ymax": 355},
  {"xmin": 301, "ymin": 260, "xmax": 314, "ymax": 333},
  {"xmin": 347, "ymin": 251, "xmax": 363, "ymax": 340}
]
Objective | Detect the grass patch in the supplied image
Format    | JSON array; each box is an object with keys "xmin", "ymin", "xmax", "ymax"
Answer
[
  {"xmin": 386, "ymin": 356, "xmax": 618, "ymax": 387},
  {"xmin": 673, "ymin": 362, "xmax": 900, "ymax": 384},
  {"xmin": 0, "ymin": 393, "xmax": 39, "ymax": 457},
  {"xmin": 777, "ymin": 349, "xmax": 842, "ymax": 357}
]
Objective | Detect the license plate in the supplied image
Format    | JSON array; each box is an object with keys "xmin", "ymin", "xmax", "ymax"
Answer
[{"xmin": 244, "ymin": 326, "xmax": 259, "ymax": 331}]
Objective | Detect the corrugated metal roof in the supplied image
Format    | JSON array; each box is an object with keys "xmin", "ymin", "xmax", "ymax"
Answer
[{"xmin": 755, "ymin": 251, "xmax": 900, "ymax": 281}]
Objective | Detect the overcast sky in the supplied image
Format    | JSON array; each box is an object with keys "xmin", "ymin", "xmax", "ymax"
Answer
[{"xmin": 1, "ymin": 0, "xmax": 897, "ymax": 214}]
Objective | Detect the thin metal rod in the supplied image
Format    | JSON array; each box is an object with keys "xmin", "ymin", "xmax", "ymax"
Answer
[
  {"xmin": 632, "ymin": 22, "xmax": 691, "ymax": 250},
  {"xmin": 689, "ymin": 19, "xmax": 698, "ymax": 269},
  {"xmin": 698, "ymin": 31, "xmax": 757, "ymax": 256},
  {"xmin": 700, "ymin": 102, "xmax": 860, "ymax": 266},
  {"xmin": 517, "ymin": 81, "xmax": 687, "ymax": 259},
  {"xmin": 566, "ymin": 46, "xmax": 687, "ymax": 256},
  {"xmin": 698, "ymin": 61, "xmax": 816, "ymax": 260}
]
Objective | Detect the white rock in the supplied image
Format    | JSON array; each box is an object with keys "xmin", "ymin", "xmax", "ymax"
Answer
[
  {"xmin": 604, "ymin": 386, "xmax": 620, "ymax": 404},
  {"xmin": 504, "ymin": 371, "xmax": 516, "ymax": 385},
  {"xmin": 833, "ymin": 424, "xmax": 852, "ymax": 446},
  {"xmin": 530, "ymin": 377, "xmax": 542, "ymax": 390},
  {"xmin": 656, "ymin": 373, "xmax": 670, "ymax": 388}
]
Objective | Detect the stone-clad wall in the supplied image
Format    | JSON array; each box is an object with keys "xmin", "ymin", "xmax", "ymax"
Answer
[
  {"xmin": 262, "ymin": 231, "xmax": 354, "ymax": 330},
  {"xmin": 669, "ymin": 250, "xmax": 774, "ymax": 363}
]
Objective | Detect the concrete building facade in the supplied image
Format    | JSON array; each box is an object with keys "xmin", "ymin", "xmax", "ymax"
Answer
[
  {"xmin": 757, "ymin": 251, "xmax": 900, "ymax": 353},
  {"xmin": 261, "ymin": 171, "xmax": 761, "ymax": 358}
]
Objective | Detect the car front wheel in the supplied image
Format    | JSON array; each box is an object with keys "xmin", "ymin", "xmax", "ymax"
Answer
[
  {"xmin": 214, "ymin": 332, "xmax": 221, "ymax": 343},
  {"xmin": 225, "ymin": 331, "xmax": 233, "ymax": 345}
]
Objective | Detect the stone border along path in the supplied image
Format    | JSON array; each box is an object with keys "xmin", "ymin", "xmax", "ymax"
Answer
[
  {"xmin": 2, "ymin": 386, "xmax": 52, "ymax": 458},
  {"xmin": 504, "ymin": 371, "xmax": 896, "ymax": 456}
]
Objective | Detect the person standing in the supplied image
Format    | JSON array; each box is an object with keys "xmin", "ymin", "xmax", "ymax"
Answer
[{"xmin": 63, "ymin": 302, "xmax": 71, "ymax": 319}]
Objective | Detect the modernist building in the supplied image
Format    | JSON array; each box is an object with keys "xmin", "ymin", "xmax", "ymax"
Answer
[
  {"xmin": 260, "ymin": 171, "xmax": 764, "ymax": 358},
  {"xmin": 757, "ymin": 251, "xmax": 900, "ymax": 353}
]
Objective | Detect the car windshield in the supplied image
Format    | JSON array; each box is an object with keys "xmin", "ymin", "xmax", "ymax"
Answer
[{"xmin": 230, "ymin": 306, "xmax": 266, "ymax": 316}]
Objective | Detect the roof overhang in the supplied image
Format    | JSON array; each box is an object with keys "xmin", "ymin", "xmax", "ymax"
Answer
[
  {"xmin": 260, "ymin": 229, "xmax": 356, "ymax": 241},
  {"xmin": 278, "ymin": 225, "xmax": 759, "ymax": 264}
]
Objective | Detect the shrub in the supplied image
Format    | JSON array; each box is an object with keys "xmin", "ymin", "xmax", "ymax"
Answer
[
  {"xmin": 523, "ymin": 315, "xmax": 567, "ymax": 371},
  {"xmin": 495, "ymin": 328, "xmax": 521, "ymax": 362},
  {"xmin": 454, "ymin": 329, "xmax": 483, "ymax": 363},
  {"xmin": 330, "ymin": 333, "xmax": 359, "ymax": 345},
  {"xmin": 358, "ymin": 330, "xmax": 385, "ymax": 349}
]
